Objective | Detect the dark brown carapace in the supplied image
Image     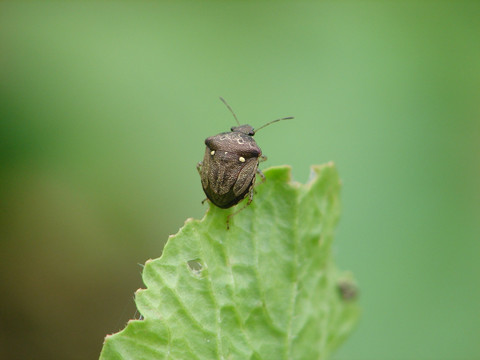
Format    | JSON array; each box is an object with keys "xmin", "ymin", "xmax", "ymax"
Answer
[
  {"xmin": 197, "ymin": 97, "xmax": 293, "ymax": 226},
  {"xmin": 200, "ymin": 125, "xmax": 261, "ymax": 208}
]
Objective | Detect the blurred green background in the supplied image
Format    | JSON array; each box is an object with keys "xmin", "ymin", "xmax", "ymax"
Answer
[{"xmin": 1, "ymin": 1, "xmax": 479, "ymax": 359}]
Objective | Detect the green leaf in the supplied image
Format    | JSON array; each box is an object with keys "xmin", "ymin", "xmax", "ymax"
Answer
[{"xmin": 100, "ymin": 163, "xmax": 359, "ymax": 360}]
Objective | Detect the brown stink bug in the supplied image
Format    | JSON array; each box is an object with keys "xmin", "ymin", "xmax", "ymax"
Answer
[{"xmin": 197, "ymin": 97, "xmax": 293, "ymax": 228}]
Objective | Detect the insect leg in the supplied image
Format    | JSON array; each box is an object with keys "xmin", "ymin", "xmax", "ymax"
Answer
[
  {"xmin": 248, "ymin": 182, "xmax": 255, "ymax": 203},
  {"xmin": 196, "ymin": 161, "xmax": 203, "ymax": 175},
  {"xmin": 256, "ymin": 169, "xmax": 266, "ymax": 184},
  {"xmin": 226, "ymin": 186, "xmax": 255, "ymax": 230}
]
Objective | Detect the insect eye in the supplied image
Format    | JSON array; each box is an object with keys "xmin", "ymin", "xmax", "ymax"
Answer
[{"xmin": 239, "ymin": 156, "xmax": 246, "ymax": 163}]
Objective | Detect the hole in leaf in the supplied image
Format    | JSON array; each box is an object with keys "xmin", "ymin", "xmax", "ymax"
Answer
[{"xmin": 187, "ymin": 259, "xmax": 204, "ymax": 277}]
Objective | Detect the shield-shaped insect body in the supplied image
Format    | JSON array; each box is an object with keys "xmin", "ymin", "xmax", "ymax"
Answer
[
  {"xmin": 200, "ymin": 125, "xmax": 261, "ymax": 209},
  {"xmin": 197, "ymin": 98, "xmax": 293, "ymax": 226}
]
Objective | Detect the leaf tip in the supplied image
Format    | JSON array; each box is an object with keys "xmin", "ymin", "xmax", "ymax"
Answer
[
  {"xmin": 262, "ymin": 164, "xmax": 292, "ymax": 182},
  {"xmin": 307, "ymin": 162, "xmax": 339, "ymax": 183},
  {"xmin": 126, "ymin": 319, "xmax": 139, "ymax": 326},
  {"xmin": 184, "ymin": 217, "xmax": 195, "ymax": 224}
]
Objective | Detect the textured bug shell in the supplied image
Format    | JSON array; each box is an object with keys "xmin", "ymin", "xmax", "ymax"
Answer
[{"xmin": 201, "ymin": 130, "xmax": 261, "ymax": 208}]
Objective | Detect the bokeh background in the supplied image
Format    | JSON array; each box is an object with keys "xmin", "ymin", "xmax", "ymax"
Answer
[{"xmin": 1, "ymin": 1, "xmax": 479, "ymax": 359}]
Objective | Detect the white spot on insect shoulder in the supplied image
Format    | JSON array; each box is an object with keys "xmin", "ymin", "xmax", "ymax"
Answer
[
  {"xmin": 239, "ymin": 156, "xmax": 246, "ymax": 162},
  {"xmin": 210, "ymin": 150, "xmax": 215, "ymax": 155},
  {"xmin": 225, "ymin": 152, "xmax": 228, "ymax": 155},
  {"xmin": 237, "ymin": 138, "xmax": 244, "ymax": 144}
]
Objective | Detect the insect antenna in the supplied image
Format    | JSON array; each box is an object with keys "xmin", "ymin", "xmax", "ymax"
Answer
[
  {"xmin": 254, "ymin": 116, "xmax": 294, "ymax": 134},
  {"xmin": 219, "ymin": 97, "xmax": 241, "ymax": 126}
]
